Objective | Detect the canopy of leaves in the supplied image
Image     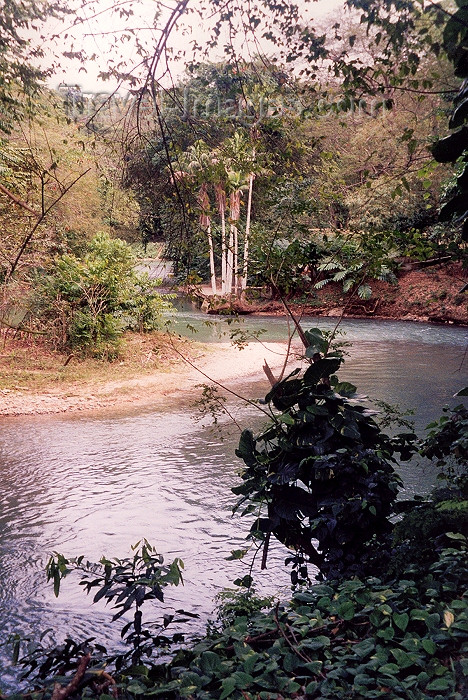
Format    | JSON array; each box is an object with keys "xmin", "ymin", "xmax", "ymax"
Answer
[{"xmin": 0, "ymin": 0, "xmax": 68, "ymax": 132}]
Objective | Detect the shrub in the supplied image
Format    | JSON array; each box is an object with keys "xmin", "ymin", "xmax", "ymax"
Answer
[
  {"xmin": 151, "ymin": 542, "xmax": 467, "ymax": 700},
  {"xmin": 35, "ymin": 232, "xmax": 174, "ymax": 356}
]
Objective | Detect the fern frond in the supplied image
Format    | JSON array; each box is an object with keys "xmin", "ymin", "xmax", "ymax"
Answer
[
  {"xmin": 333, "ymin": 269, "xmax": 348, "ymax": 282},
  {"xmin": 358, "ymin": 284, "xmax": 372, "ymax": 300},
  {"xmin": 315, "ymin": 278, "xmax": 331, "ymax": 289}
]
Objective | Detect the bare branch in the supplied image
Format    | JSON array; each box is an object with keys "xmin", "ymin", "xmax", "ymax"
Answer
[
  {"xmin": 7, "ymin": 168, "xmax": 91, "ymax": 281},
  {"xmin": 51, "ymin": 654, "xmax": 91, "ymax": 700},
  {"xmin": 0, "ymin": 182, "xmax": 38, "ymax": 216}
]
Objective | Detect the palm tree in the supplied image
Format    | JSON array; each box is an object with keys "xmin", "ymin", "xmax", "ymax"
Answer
[
  {"xmin": 173, "ymin": 141, "xmax": 217, "ymax": 294},
  {"xmin": 226, "ymin": 169, "xmax": 244, "ymax": 295},
  {"xmin": 223, "ymin": 131, "xmax": 259, "ymax": 295},
  {"xmin": 214, "ymin": 182, "xmax": 227, "ymax": 294}
]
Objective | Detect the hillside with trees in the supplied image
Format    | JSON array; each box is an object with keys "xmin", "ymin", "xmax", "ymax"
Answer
[
  {"xmin": 1, "ymin": 1, "xmax": 467, "ymax": 356},
  {"xmin": 0, "ymin": 0, "xmax": 466, "ymax": 698}
]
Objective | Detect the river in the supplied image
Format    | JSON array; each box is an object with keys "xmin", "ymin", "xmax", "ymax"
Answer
[{"xmin": 0, "ymin": 315, "xmax": 466, "ymax": 690}]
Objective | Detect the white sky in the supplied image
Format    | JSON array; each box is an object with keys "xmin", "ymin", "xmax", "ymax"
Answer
[{"xmin": 36, "ymin": 0, "xmax": 345, "ymax": 94}]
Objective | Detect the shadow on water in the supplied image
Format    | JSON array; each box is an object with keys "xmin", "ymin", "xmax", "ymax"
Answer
[{"xmin": 0, "ymin": 314, "xmax": 466, "ymax": 690}]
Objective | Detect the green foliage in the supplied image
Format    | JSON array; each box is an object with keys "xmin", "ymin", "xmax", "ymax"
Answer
[
  {"xmin": 315, "ymin": 232, "xmax": 398, "ymax": 300},
  {"xmin": 234, "ymin": 327, "xmax": 416, "ymax": 582},
  {"xmin": 423, "ymin": 401, "xmax": 468, "ymax": 471},
  {"xmin": 390, "ymin": 401, "xmax": 468, "ymax": 576},
  {"xmin": 19, "ymin": 540, "xmax": 466, "ymax": 699},
  {"xmin": 249, "ymin": 237, "xmax": 322, "ymax": 298},
  {"xmin": 143, "ymin": 544, "xmax": 468, "ymax": 700},
  {"xmin": 19, "ymin": 541, "xmax": 189, "ymax": 685},
  {"xmin": 342, "ymin": 0, "xmax": 447, "ymax": 97},
  {"xmin": 352, "ymin": 0, "xmax": 468, "ymax": 242},
  {"xmin": 214, "ymin": 588, "xmax": 275, "ymax": 628},
  {"xmin": 0, "ymin": 1, "xmax": 68, "ymax": 133},
  {"xmin": 392, "ymin": 503, "xmax": 468, "ymax": 574},
  {"xmin": 36, "ymin": 232, "xmax": 174, "ymax": 356},
  {"xmin": 391, "ymin": 224, "xmax": 459, "ymax": 262}
]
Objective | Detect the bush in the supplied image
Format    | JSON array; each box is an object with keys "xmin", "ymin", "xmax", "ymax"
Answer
[{"xmin": 35, "ymin": 232, "xmax": 174, "ymax": 357}]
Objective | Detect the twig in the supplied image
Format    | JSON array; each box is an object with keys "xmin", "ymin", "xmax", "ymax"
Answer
[
  {"xmin": 277, "ymin": 316, "xmax": 297, "ymax": 383},
  {"xmin": 274, "ymin": 602, "xmax": 312, "ymax": 664},
  {"xmin": 225, "ymin": 628, "xmax": 279, "ymax": 651},
  {"xmin": 94, "ymin": 670, "xmax": 118, "ymax": 698},
  {"xmin": 279, "ymin": 294, "xmax": 309, "ymax": 350},
  {"xmin": 458, "ymin": 343, "xmax": 468, "ymax": 372},
  {"xmin": 0, "ymin": 317, "xmax": 46, "ymax": 335},
  {"xmin": 0, "ymin": 183, "xmax": 38, "ymax": 215},
  {"xmin": 6, "ymin": 168, "xmax": 91, "ymax": 281},
  {"xmin": 261, "ymin": 531, "xmax": 270, "ymax": 570},
  {"xmin": 51, "ymin": 653, "xmax": 91, "ymax": 700},
  {"xmin": 166, "ymin": 331, "xmax": 277, "ymax": 422}
]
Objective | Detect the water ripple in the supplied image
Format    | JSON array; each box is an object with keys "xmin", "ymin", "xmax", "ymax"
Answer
[{"xmin": 0, "ymin": 323, "xmax": 466, "ymax": 690}]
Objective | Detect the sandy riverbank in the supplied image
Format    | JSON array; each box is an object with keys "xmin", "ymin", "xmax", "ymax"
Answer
[{"xmin": 0, "ymin": 340, "xmax": 297, "ymax": 417}]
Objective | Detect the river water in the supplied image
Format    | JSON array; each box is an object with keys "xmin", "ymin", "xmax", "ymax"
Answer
[{"xmin": 0, "ymin": 315, "xmax": 466, "ymax": 690}]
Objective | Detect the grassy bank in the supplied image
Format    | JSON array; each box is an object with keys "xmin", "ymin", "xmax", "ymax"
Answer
[{"xmin": 0, "ymin": 332, "xmax": 190, "ymax": 393}]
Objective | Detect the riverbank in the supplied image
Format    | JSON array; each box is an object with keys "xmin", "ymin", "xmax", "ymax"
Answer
[
  {"xmin": 1, "ymin": 261, "xmax": 466, "ymax": 417},
  {"xmin": 194, "ymin": 263, "xmax": 468, "ymax": 325},
  {"xmin": 0, "ymin": 332, "xmax": 293, "ymax": 416}
]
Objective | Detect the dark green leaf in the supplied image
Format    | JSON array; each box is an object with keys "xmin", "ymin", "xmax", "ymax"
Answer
[
  {"xmin": 393, "ymin": 612, "xmax": 409, "ymax": 631},
  {"xmin": 304, "ymin": 357, "xmax": 342, "ymax": 385},
  {"xmin": 200, "ymin": 651, "xmax": 222, "ymax": 676},
  {"xmin": 426, "ymin": 677, "xmax": 452, "ymax": 691},
  {"xmin": 338, "ymin": 600, "xmax": 355, "ymax": 620},
  {"xmin": 432, "ymin": 127, "xmax": 468, "ymax": 162}
]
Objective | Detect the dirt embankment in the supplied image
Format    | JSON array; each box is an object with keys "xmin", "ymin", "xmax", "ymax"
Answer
[
  {"xmin": 198, "ymin": 263, "xmax": 468, "ymax": 326},
  {"xmin": 308, "ymin": 264, "xmax": 468, "ymax": 325}
]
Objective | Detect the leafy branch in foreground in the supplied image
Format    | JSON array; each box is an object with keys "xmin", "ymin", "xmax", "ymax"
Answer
[
  {"xmin": 16, "ymin": 540, "xmax": 194, "ymax": 694},
  {"xmin": 234, "ymin": 326, "xmax": 416, "ymax": 582}
]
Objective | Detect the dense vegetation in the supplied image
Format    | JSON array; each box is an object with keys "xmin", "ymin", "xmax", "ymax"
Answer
[
  {"xmin": 1, "ymin": 0, "xmax": 467, "ymax": 344},
  {"xmin": 0, "ymin": 1, "xmax": 467, "ymax": 698},
  {"xmin": 9, "ymin": 337, "xmax": 467, "ymax": 699}
]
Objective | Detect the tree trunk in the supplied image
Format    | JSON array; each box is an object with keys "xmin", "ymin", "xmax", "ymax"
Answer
[
  {"xmin": 229, "ymin": 190, "xmax": 241, "ymax": 296},
  {"xmin": 233, "ymin": 223, "xmax": 239, "ymax": 296},
  {"xmin": 207, "ymin": 222, "xmax": 217, "ymax": 295},
  {"xmin": 242, "ymin": 172, "xmax": 254, "ymax": 291},
  {"xmin": 199, "ymin": 183, "xmax": 217, "ymax": 294},
  {"xmin": 215, "ymin": 185, "xmax": 227, "ymax": 295},
  {"xmin": 226, "ymin": 224, "xmax": 234, "ymax": 295}
]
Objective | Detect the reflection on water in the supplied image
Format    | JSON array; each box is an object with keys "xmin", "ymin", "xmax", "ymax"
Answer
[
  {"xmin": 0, "ymin": 316, "xmax": 466, "ymax": 690},
  {"xmin": 0, "ymin": 408, "xmax": 290, "ymax": 690}
]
